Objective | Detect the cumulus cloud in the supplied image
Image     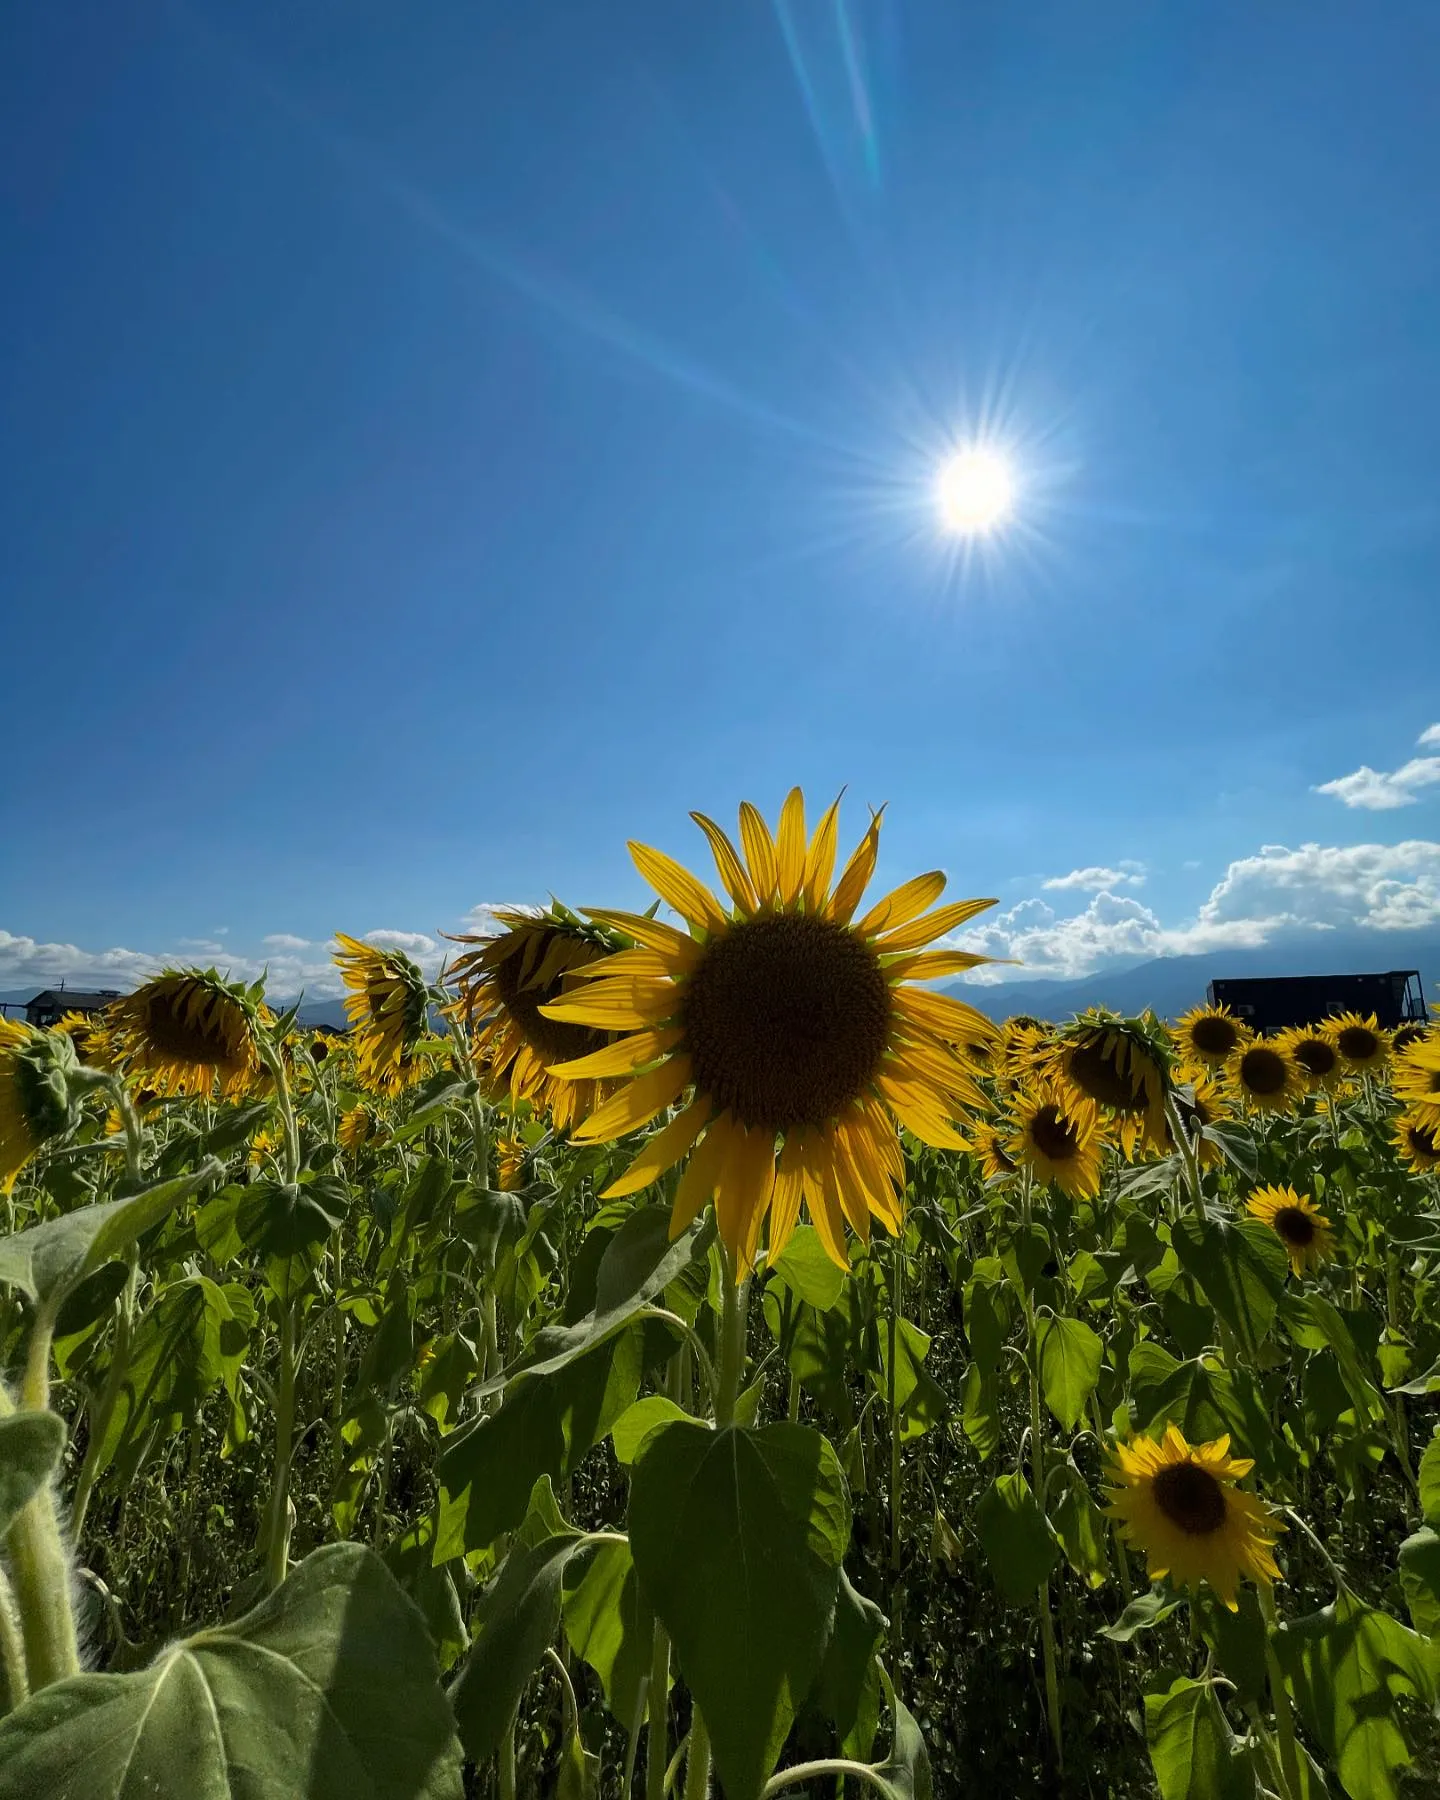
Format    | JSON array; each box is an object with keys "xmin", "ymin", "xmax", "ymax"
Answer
[
  {"xmin": 1314, "ymin": 725, "xmax": 1440, "ymax": 810},
  {"xmin": 1041, "ymin": 865, "xmax": 1145, "ymax": 891},
  {"xmin": 263, "ymin": 933, "xmax": 311, "ymax": 951},
  {"xmin": 457, "ymin": 902, "xmax": 540, "ymax": 937}
]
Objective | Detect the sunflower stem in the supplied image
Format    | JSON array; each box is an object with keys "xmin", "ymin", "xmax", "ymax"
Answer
[
  {"xmin": 1017, "ymin": 1189, "xmax": 1064, "ymax": 1769},
  {"xmin": 256, "ymin": 1036, "xmax": 301, "ymax": 1187},
  {"xmin": 1258, "ymin": 1585, "xmax": 1302, "ymax": 1800},
  {"xmin": 0, "ymin": 1561, "xmax": 29, "ymax": 1716},
  {"xmin": 886, "ymin": 1234, "xmax": 905, "ymax": 1660},
  {"xmin": 100, "ymin": 1076, "xmax": 146, "ymax": 1184},
  {"xmin": 0, "ymin": 1380, "xmax": 78, "ymax": 1694},
  {"xmin": 1164, "ymin": 1094, "xmax": 1207, "ymax": 1228},
  {"xmin": 646, "ymin": 1617, "xmax": 672, "ymax": 1800},
  {"xmin": 262, "ymin": 1295, "xmax": 299, "ymax": 1589}
]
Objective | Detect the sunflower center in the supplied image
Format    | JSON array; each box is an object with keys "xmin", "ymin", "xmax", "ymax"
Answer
[
  {"xmin": 1191, "ymin": 1015, "xmax": 1240, "ymax": 1057},
  {"xmin": 1067, "ymin": 1041, "xmax": 1143, "ymax": 1113},
  {"xmin": 143, "ymin": 993, "xmax": 246, "ymax": 1071},
  {"xmin": 1029, "ymin": 1104, "xmax": 1080, "ymax": 1162},
  {"xmin": 495, "ymin": 954, "xmax": 608, "ymax": 1067},
  {"xmin": 1152, "ymin": 1461, "xmax": 1228, "ymax": 1536},
  {"xmin": 680, "ymin": 912, "xmax": 891, "ymax": 1133},
  {"xmin": 1273, "ymin": 1205, "xmax": 1316, "ymax": 1247},
  {"xmin": 1238, "ymin": 1046, "xmax": 1287, "ymax": 1095},
  {"xmin": 1409, "ymin": 1121, "xmax": 1440, "ymax": 1156},
  {"xmin": 1336, "ymin": 1026, "xmax": 1379, "ymax": 1062},
  {"xmin": 1393, "ymin": 1026, "xmax": 1426, "ymax": 1055},
  {"xmin": 1292, "ymin": 1038, "xmax": 1337, "ymax": 1078}
]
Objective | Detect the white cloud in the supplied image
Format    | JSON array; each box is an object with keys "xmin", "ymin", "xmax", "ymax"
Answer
[
  {"xmin": 457, "ymin": 902, "xmax": 540, "ymax": 937},
  {"xmin": 1041, "ymin": 865, "xmax": 1145, "ymax": 891},
  {"xmin": 1315, "ymin": 725, "xmax": 1440, "ymax": 810},
  {"xmin": 1419, "ymin": 724, "xmax": 1440, "ymax": 749},
  {"xmin": 263, "ymin": 933, "xmax": 311, "ymax": 951}
]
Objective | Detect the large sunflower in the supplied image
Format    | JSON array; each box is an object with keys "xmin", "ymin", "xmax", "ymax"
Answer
[
  {"xmin": 1173, "ymin": 1002, "xmax": 1250, "ymax": 1071},
  {"xmin": 1105, "ymin": 1425, "xmax": 1283, "ymax": 1610},
  {"xmin": 1053, "ymin": 1010, "xmax": 1172, "ymax": 1156},
  {"xmin": 1394, "ymin": 1110, "xmax": 1440, "ymax": 1173},
  {"xmin": 334, "ymin": 935, "xmax": 431, "ymax": 1097},
  {"xmin": 1393, "ymin": 1036, "xmax": 1440, "ymax": 1129},
  {"xmin": 109, "ymin": 970, "xmax": 265, "ymax": 1099},
  {"xmin": 0, "ymin": 1020, "xmax": 83, "ymax": 1193},
  {"xmin": 1006, "ymin": 1082, "xmax": 1105, "ymax": 1198},
  {"xmin": 538, "ymin": 790, "xmax": 996, "ymax": 1272},
  {"xmin": 1280, "ymin": 1026, "xmax": 1344, "ymax": 1093},
  {"xmin": 1246, "ymin": 1184, "xmax": 1336, "ymax": 1276},
  {"xmin": 1227, "ymin": 1039, "xmax": 1303, "ymax": 1115},
  {"xmin": 1326, "ymin": 1011, "xmax": 1390, "ymax": 1075},
  {"xmin": 445, "ymin": 906, "xmax": 619, "ymax": 1132}
]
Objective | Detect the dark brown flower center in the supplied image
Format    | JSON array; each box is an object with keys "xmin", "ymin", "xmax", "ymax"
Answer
[
  {"xmin": 495, "ymin": 947, "xmax": 608, "ymax": 1067},
  {"xmin": 1066, "ymin": 1039, "xmax": 1145, "ymax": 1112},
  {"xmin": 1292, "ymin": 1037, "xmax": 1337, "ymax": 1078},
  {"xmin": 1029, "ymin": 1104, "xmax": 1080, "ymax": 1162},
  {"xmin": 1190, "ymin": 1014, "xmax": 1240, "ymax": 1057},
  {"xmin": 1273, "ymin": 1205, "xmax": 1316, "ymax": 1247},
  {"xmin": 1336, "ymin": 1025, "xmax": 1380, "ymax": 1063},
  {"xmin": 1392, "ymin": 1026, "xmax": 1426, "ymax": 1055},
  {"xmin": 143, "ymin": 990, "xmax": 246, "ymax": 1071},
  {"xmin": 1238, "ymin": 1046, "xmax": 1288, "ymax": 1096},
  {"xmin": 1407, "ymin": 1121, "xmax": 1440, "ymax": 1157},
  {"xmin": 680, "ymin": 913, "xmax": 891, "ymax": 1132},
  {"xmin": 1152, "ymin": 1461, "xmax": 1227, "ymax": 1535}
]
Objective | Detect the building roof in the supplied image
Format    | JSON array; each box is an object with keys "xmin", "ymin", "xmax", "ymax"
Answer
[{"xmin": 26, "ymin": 989, "xmax": 125, "ymax": 1012}]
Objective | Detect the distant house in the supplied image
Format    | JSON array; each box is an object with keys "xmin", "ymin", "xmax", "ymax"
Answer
[{"xmin": 24, "ymin": 988, "xmax": 124, "ymax": 1029}]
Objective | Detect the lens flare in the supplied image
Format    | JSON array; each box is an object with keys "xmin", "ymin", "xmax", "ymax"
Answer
[{"xmin": 936, "ymin": 447, "xmax": 1016, "ymax": 535}]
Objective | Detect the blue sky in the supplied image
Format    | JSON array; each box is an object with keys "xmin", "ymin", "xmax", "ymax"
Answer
[{"xmin": 3, "ymin": 1, "xmax": 1439, "ymax": 998}]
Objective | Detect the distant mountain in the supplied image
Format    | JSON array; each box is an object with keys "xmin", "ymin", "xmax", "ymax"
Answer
[{"xmin": 947, "ymin": 929, "xmax": 1440, "ymax": 1024}]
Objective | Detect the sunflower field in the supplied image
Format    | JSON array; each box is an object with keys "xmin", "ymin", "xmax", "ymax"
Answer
[{"xmin": 1, "ymin": 792, "xmax": 1439, "ymax": 1800}]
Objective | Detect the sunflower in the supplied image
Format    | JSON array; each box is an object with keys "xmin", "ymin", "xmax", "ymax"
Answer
[
  {"xmin": 334, "ymin": 935, "xmax": 431, "ymax": 1097},
  {"xmin": 1394, "ymin": 1110, "xmax": 1440, "ymax": 1173},
  {"xmin": 1164, "ymin": 1074, "xmax": 1229, "ymax": 1170},
  {"xmin": 338, "ymin": 1105, "xmax": 381, "ymax": 1153},
  {"xmin": 1053, "ymin": 1009, "xmax": 1172, "ymax": 1156},
  {"xmin": 445, "ymin": 906, "xmax": 621, "ymax": 1132},
  {"xmin": 250, "ymin": 1127, "xmax": 281, "ymax": 1168},
  {"xmin": 52, "ymin": 1007, "xmax": 118, "ymax": 1069},
  {"xmin": 496, "ymin": 1134, "xmax": 527, "ymax": 1191},
  {"xmin": 1280, "ymin": 1026, "xmax": 1344, "ymax": 1092},
  {"xmin": 1393, "ymin": 1036, "xmax": 1440, "ymax": 1129},
  {"xmin": 1392, "ymin": 1023, "xmax": 1430, "ymax": 1057},
  {"xmin": 0, "ymin": 1020, "xmax": 83, "ymax": 1193},
  {"xmin": 537, "ymin": 789, "xmax": 997, "ymax": 1272},
  {"xmin": 1000, "ymin": 1017, "xmax": 1052, "ymax": 1086},
  {"xmin": 1105, "ymin": 1425, "xmax": 1283, "ymax": 1610},
  {"xmin": 1006, "ymin": 1082, "xmax": 1105, "ymax": 1198},
  {"xmin": 1246, "ymin": 1184, "xmax": 1336, "ymax": 1276},
  {"xmin": 1326, "ymin": 1011, "xmax": 1390, "ymax": 1074},
  {"xmin": 974, "ymin": 1118, "xmax": 1019, "ymax": 1182},
  {"xmin": 1227, "ymin": 1039, "xmax": 1303, "ymax": 1115},
  {"xmin": 1173, "ymin": 1002, "xmax": 1250, "ymax": 1071},
  {"xmin": 108, "ymin": 970, "xmax": 264, "ymax": 1100}
]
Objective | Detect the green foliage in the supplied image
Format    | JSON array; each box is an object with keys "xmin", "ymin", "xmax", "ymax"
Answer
[
  {"xmin": 975, "ymin": 1472, "xmax": 1060, "ymax": 1606},
  {"xmin": 0, "ymin": 1413, "xmax": 65, "ymax": 1537},
  {"xmin": 1144, "ymin": 1676, "xmax": 1257, "ymax": 1800}
]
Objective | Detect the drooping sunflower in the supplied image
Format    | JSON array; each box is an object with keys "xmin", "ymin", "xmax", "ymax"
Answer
[
  {"xmin": 1105, "ymin": 1425, "xmax": 1283, "ymax": 1610},
  {"xmin": 0, "ymin": 1019, "xmax": 83, "ymax": 1193},
  {"xmin": 52, "ymin": 1007, "xmax": 119, "ymax": 1069},
  {"xmin": 1246, "ymin": 1184, "xmax": 1336, "ymax": 1276},
  {"xmin": 1164, "ymin": 1074, "xmax": 1229, "ymax": 1170},
  {"xmin": 334, "ymin": 935, "xmax": 431, "ymax": 1097},
  {"xmin": 974, "ymin": 1118, "xmax": 1019, "ymax": 1182},
  {"xmin": 1394, "ymin": 1110, "xmax": 1440, "ymax": 1173},
  {"xmin": 108, "ymin": 970, "xmax": 265, "ymax": 1100},
  {"xmin": 999, "ymin": 1017, "xmax": 1052, "ymax": 1090},
  {"xmin": 496, "ymin": 1134, "xmax": 527, "ymax": 1191},
  {"xmin": 1173, "ymin": 1002, "xmax": 1250, "ymax": 1071},
  {"xmin": 1227, "ymin": 1038, "xmax": 1303, "ymax": 1115},
  {"xmin": 338, "ymin": 1105, "xmax": 381, "ymax": 1154},
  {"xmin": 1393, "ymin": 1035, "xmax": 1440, "ymax": 1129},
  {"xmin": 1006, "ymin": 1082, "xmax": 1105, "ymax": 1198},
  {"xmin": 537, "ymin": 789, "xmax": 997, "ymax": 1272},
  {"xmin": 1326, "ymin": 1011, "xmax": 1390, "ymax": 1075},
  {"xmin": 1280, "ymin": 1026, "xmax": 1345, "ymax": 1093},
  {"xmin": 1053, "ymin": 1009, "xmax": 1173, "ymax": 1156},
  {"xmin": 444, "ymin": 906, "xmax": 620, "ymax": 1132}
]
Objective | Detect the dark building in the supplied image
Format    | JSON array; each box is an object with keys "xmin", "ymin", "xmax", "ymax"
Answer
[
  {"xmin": 1206, "ymin": 970, "xmax": 1427, "ymax": 1035},
  {"xmin": 23, "ymin": 988, "xmax": 124, "ymax": 1029}
]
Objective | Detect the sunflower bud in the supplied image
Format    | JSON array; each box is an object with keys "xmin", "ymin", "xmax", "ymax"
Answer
[{"xmin": 1, "ymin": 1020, "xmax": 85, "ymax": 1192}]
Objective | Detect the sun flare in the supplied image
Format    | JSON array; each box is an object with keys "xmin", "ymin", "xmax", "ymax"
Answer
[{"xmin": 936, "ymin": 447, "xmax": 1015, "ymax": 535}]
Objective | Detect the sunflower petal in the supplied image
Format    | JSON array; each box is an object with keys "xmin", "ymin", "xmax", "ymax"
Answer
[
  {"xmin": 629, "ymin": 842, "xmax": 729, "ymax": 933},
  {"xmin": 803, "ymin": 795, "xmax": 842, "ymax": 909},
  {"xmin": 768, "ymin": 1135, "xmax": 808, "ymax": 1261},
  {"xmin": 548, "ymin": 1026, "xmax": 683, "ymax": 1079},
  {"xmin": 877, "ymin": 896, "xmax": 999, "ymax": 954},
  {"xmin": 602, "ymin": 1098, "xmax": 713, "ymax": 1198},
  {"xmin": 857, "ymin": 870, "xmax": 947, "ymax": 938},
  {"xmin": 738, "ymin": 802, "xmax": 779, "ymax": 904},
  {"xmin": 670, "ymin": 1116, "xmax": 735, "ymax": 1236},
  {"xmin": 714, "ymin": 1122, "xmax": 775, "ymax": 1273},
  {"xmin": 775, "ymin": 788, "xmax": 807, "ymax": 904},
  {"xmin": 878, "ymin": 1073, "xmax": 972, "ymax": 1150},
  {"xmin": 582, "ymin": 910, "xmax": 702, "ymax": 964},
  {"xmin": 881, "ymin": 949, "xmax": 997, "ymax": 980},
  {"xmin": 830, "ymin": 807, "xmax": 886, "ymax": 923},
  {"xmin": 893, "ymin": 985, "xmax": 998, "ymax": 1044},
  {"xmin": 570, "ymin": 1056, "xmax": 692, "ymax": 1144},
  {"xmin": 690, "ymin": 813, "xmax": 757, "ymax": 914},
  {"xmin": 540, "ymin": 979, "xmax": 675, "ymax": 1030}
]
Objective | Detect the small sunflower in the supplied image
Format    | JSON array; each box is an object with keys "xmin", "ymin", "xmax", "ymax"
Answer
[
  {"xmin": 1394, "ymin": 1110, "xmax": 1440, "ymax": 1173},
  {"xmin": 974, "ymin": 1118, "xmax": 1019, "ymax": 1182},
  {"xmin": 338, "ymin": 1105, "xmax": 381, "ymax": 1153},
  {"xmin": 1326, "ymin": 1011, "xmax": 1390, "ymax": 1074},
  {"xmin": 0, "ymin": 1020, "xmax": 83, "ymax": 1193},
  {"xmin": 1000, "ymin": 1018, "xmax": 1052, "ymax": 1085},
  {"xmin": 1105, "ymin": 1425, "xmax": 1283, "ymax": 1610},
  {"xmin": 1164, "ymin": 1074, "xmax": 1229, "ymax": 1170},
  {"xmin": 1391, "ymin": 1023, "xmax": 1430, "ymax": 1058},
  {"xmin": 1007, "ymin": 1082, "xmax": 1105, "ymax": 1198},
  {"xmin": 1280, "ymin": 1027, "xmax": 1344, "ymax": 1092},
  {"xmin": 334, "ymin": 935, "xmax": 431, "ymax": 1097},
  {"xmin": 250, "ymin": 1127, "xmax": 281, "ymax": 1168},
  {"xmin": 496, "ymin": 1134, "xmax": 527, "ymax": 1191},
  {"xmin": 1053, "ymin": 1009, "xmax": 1172, "ymax": 1156},
  {"xmin": 109, "ymin": 970, "xmax": 265, "ymax": 1099},
  {"xmin": 1393, "ymin": 1036, "xmax": 1440, "ymax": 1129},
  {"xmin": 537, "ymin": 789, "xmax": 997, "ymax": 1272},
  {"xmin": 445, "ymin": 906, "xmax": 619, "ymax": 1132},
  {"xmin": 1246, "ymin": 1184, "xmax": 1336, "ymax": 1276},
  {"xmin": 1227, "ymin": 1039, "xmax": 1303, "ymax": 1115},
  {"xmin": 1174, "ymin": 1002, "xmax": 1250, "ymax": 1071}
]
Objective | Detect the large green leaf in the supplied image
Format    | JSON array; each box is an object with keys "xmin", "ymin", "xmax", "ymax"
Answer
[
  {"xmin": 1418, "ymin": 1427, "xmax": 1440, "ymax": 1529},
  {"xmin": 561, "ymin": 1538, "xmax": 653, "ymax": 1725},
  {"xmin": 1398, "ymin": 1528, "xmax": 1440, "ymax": 1639},
  {"xmin": 974, "ymin": 1472, "xmax": 1059, "ymax": 1606},
  {"xmin": 809, "ymin": 1569, "xmax": 886, "ymax": 1759},
  {"xmin": 871, "ymin": 1317, "xmax": 949, "ymax": 1442},
  {"xmin": 628, "ymin": 1420, "xmax": 850, "ymax": 1800},
  {"xmin": 1144, "ymin": 1676, "xmax": 1257, "ymax": 1800},
  {"xmin": 609, "ymin": 1394, "xmax": 692, "ymax": 1465},
  {"xmin": 1038, "ymin": 1314, "xmax": 1103, "ymax": 1431},
  {"xmin": 1171, "ymin": 1217, "xmax": 1288, "ymax": 1353},
  {"xmin": 768, "ymin": 1226, "xmax": 848, "ymax": 1311},
  {"xmin": 1274, "ymin": 1588, "xmax": 1440, "ymax": 1800},
  {"xmin": 0, "ymin": 1412, "xmax": 65, "ymax": 1538},
  {"xmin": 0, "ymin": 1543, "xmax": 463, "ymax": 1800},
  {"xmin": 869, "ymin": 1672, "xmax": 933, "ymax": 1800}
]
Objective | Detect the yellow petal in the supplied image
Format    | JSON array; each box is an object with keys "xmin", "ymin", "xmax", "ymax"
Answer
[
  {"xmin": 857, "ymin": 870, "xmax": 947, "ymax": 939},
  {"xmin": 569, "ymin": 949, "xmax": 673, "ymax": 983},
  {"xmin": 713, "ymin": 1122, "xmax": 775, "ymax": 1272},
  {"xmin": 768, "ymin": 1135, "xmax": 807, "ymax": 1261},
  {"xmin": 689, "ymin": 813, "xmax": 757, "ymax": 913},
  {"xmin": 629, "ymin": 842, "xmax": 728, "ymax": 934},
  {"xmin": 881, "ymin": 949, "xmax": 997, "ymax": 980},
  {"xmin": 738, "ymin": 802, "xmax": 779, "ymax": 904},
  {"xmin": 602, "ymin": 1097, "xmax": 713, "ymax": 1198},
  {"xmin": 670, "ymin": 1116, "xmax": 735, "ymax": 1236},
  {"xmin": 804, "ymin": 1148, "xmax": 851, "ymax": 1268},
  {"xmin": 775, "ymin": 787, "xmax": 807, "ymax": 904},
  {"xmin": 893, "ymin": 986, "xmax": 998, "ymax": 1044},
  {"xmin": 582, "ymin": 910, "xmax": 702, "ymax": 964},
  {"xmin": 571, "ymin": 1057, "xmax": 692, "ymax": 1144},
  {"xmin": 831, "ymin": 806, "xmax": 886, "ymax": 924},
  {"xmin": 878, "ymin": 1073, "xmax": 972, "ymax": 1151},
  {"xmin": 803, "ymin": 795, "xmax": 842, "ymax": 909},
  {"xmin": 548, "ymin": 1026, "xmax": 683, "ymax": 1079},
  {"xmin": 541, "ymin": 979, "xmax": 675, "ymax": 1031},
  {"xmin": 877, "ymin": 895, "xmax": 999, "ymax": 954}
]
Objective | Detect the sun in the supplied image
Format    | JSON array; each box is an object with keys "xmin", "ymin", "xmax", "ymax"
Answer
[{"xmin": 936, "ymin": 447, "xmax": 1015, "ymax": 535}]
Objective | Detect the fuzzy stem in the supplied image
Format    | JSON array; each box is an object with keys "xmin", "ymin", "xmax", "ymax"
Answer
[
  {"xmin": 262, "ymin": 1297, "xmax": 299, "ymax": 1588},
  {"xmin": 1258, "ymin": 1585, "xmax": 1302, "ymax": 1800},
  {"xmin": 0, "ymin": 1562, "xmax": 29, "ymax": 1715}
]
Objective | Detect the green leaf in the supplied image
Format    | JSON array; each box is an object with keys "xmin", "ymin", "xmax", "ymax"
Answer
[
  {"xmin": 1274, "ymin": 1587, "xmax": 1440, "ymax": 1800},
  {"xmin": 871, "ymin": 1317, "xmax": 949, "ymax": 1442},
  {"xmin": 1419, "ymin": 1428, "xmax": 1440, "ymax": 1529},
  {"xmin": 1398, "ymin": 1528, "xmax": 1440, "ymax": 1639},
  {"xmin": 1144, "ymin": 1676, "xmax": 1257, "ymax": 1800},
  {"xmin": 0, "ymin": 1413, "xmax": 65, "ymax": 1538},
  {"xmin": 869, "ymin": 1670, "xmax": 933, "ymax": 1800},
  {"xmin": 974, "ymin": 1472, "xmax": 1059, "ymax": 1606},
  {"xmin": 1038, "ymin": 1314, "xmax": 1103, "ymax": 1431},
  {"xmin": 1195, "ymin": 1588, "xmax": 1268, "ymax": 1706},
  {"xmin": 561, "ymin": 1539, "xmax": 653, "ymax": 1725},
  {"xmin": 810, "ymin": 1569, "xmax": 886, "ymax": 1759},
  {"xmin": 1051, "ymin": 1465, "xmax": 1110, "ymax": 1590},
  {"xmin": 1171, "ymin": 1217, "xmax": 1288, "ymax": 1353},
  {"xmin": 610, "ymin": 1394, "xmax": 693, "ymax": 1465},
  {"xmin": 768, "ymin": 1226, "xmax": 848, "ymax": 1310},
  {"xmin": 0, "ymin": 1542, "xmax": 463, "ymax": 1800},
  {"xmin": 628, "ymin": 1420, "xmax": 850, "ymax": 1800},
  {"xmin": 0, "ymin": 1164, "xmax": 219, "ymax": 1307},
  {"xmin": 1295, "ymin": 1294, "xmax": 1385, "ymax": 1425},
  {"xmin": 1101, "ymin": 1589, "xmax": 1182, "ymax": 1643}
]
